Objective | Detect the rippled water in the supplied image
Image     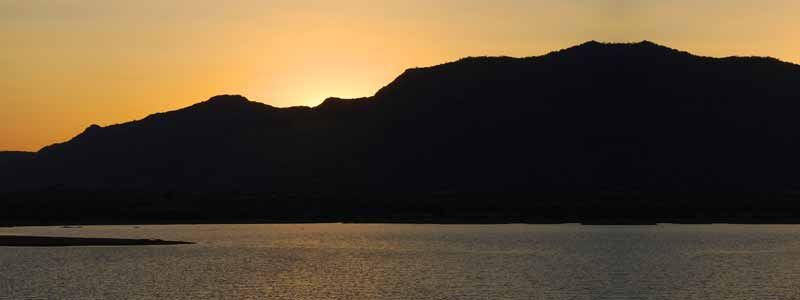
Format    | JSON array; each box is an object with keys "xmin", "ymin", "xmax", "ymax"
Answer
[{"xmin": 2, "ymin": 224, "xmax": 800, "ymax": 299}]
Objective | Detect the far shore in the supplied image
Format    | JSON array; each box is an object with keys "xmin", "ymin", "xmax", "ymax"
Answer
[
  {"xmin": 3, "ymin": 217, "xmax": 798, "ymax": 228},
  {"xmin": 0, "ymin": 235, "xmax": 193, "ymax": 247}
]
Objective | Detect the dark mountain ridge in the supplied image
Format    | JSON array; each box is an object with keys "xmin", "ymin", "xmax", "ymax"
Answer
[
  {"xmin": 0, "ymin": 151, "xmax": 34, "ymax": 167},
  {"xmin": 3, "ymin": 41, "xmax": 800, "ymax": 225}
]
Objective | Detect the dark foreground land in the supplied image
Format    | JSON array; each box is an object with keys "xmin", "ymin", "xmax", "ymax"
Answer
[
  {"xmin": 0, "ymin": 235, "xmax": 193, "ymax": 247},
  {"xmin": 2, "ymin": 190, "xmax": 800, "ymax": 226}
]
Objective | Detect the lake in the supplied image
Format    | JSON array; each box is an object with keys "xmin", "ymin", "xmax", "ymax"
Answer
[{"xmin": 2, "ymin": 224, "xmax": 800, "ymax": 299}]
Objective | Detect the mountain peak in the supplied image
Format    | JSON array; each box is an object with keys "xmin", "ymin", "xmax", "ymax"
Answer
[
  {"xmin": 85, "ymin": 124, "xmax": 102, "ymax": 131},
  {"xmin": 80, "ymin": 124, "xmax": 103, "ymax": 136},
  {"xmin": 551, "ymin": 40, "xmax": 689, "ymax": 59},
  {"xmin": 203, "ymin": 94, "xmax": 250, "ymax": 105},
  {"xmin": 185, "ymin": 94, "xmax": 276, "ymax": 113},
  {"xmin": 573, "ymin": 40, "xmax": 667, "ymax": 49}
]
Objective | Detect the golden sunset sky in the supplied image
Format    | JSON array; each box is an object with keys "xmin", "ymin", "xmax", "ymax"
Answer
[{"xmin": 2, "ymin": 0, "xmax": 799, "ymax": 151}]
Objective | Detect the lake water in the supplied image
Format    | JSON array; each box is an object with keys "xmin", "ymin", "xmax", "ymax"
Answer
[{"xmin": 1, "ymin": 224, "xmax": 800, "ymax": 299}]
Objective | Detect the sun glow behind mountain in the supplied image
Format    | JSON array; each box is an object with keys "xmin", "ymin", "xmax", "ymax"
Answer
[{"xmin": 2, "ymin": 0, "xmax": 799, "ymax": 151}]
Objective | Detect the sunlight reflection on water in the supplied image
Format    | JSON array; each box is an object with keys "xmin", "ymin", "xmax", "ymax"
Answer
[{"xmin": 2, "ymin": 224, "xmax": 800, "ymax": 300}]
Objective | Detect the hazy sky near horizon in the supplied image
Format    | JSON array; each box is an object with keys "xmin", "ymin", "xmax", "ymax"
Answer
[{"xmin": 2, "ymin": 0, "xmax": 799, "ymax": 151}]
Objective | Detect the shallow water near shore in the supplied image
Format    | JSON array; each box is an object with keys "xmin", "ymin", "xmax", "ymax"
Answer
[{"xmin": 2, "ymin": 224, "xmax": 800, "ymax": 299}]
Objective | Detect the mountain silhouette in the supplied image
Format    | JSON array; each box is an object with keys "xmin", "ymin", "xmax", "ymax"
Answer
[
  {"xmin": 3, "ymin": 41, "xmax": 800, "ymax": 224},
  {"xmin": 0, "ymin": 151, "xmax": 34, "ymax": 168}
]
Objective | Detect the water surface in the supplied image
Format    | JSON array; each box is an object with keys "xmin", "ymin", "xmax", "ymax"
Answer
[{"xmin": 2, "ymin": 224, "xmax": 799, "ymax": 299}]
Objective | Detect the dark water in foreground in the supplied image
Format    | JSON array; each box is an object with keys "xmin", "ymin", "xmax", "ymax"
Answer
[{"xmin": 1, "ymin": 224, "xmax": 800, "ymax": 299}]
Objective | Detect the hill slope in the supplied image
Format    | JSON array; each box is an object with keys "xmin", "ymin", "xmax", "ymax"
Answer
[{"xmin": 3, "ymin": 41, "xmax": 800, "ymax": 224}]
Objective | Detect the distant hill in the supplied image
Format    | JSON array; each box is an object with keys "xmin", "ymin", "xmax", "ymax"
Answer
[{"xmin": 3, "ymin": 41, "xmax": 800, "ymax": 225}]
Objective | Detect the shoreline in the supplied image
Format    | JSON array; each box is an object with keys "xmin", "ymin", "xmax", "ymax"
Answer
[
  {"xmin": 2, "ymin": 219, "xmax": 798, "ymax": 228},
  {"xmin": 0, "ymin": 235, "xmax": 194, "ymax": 247}
]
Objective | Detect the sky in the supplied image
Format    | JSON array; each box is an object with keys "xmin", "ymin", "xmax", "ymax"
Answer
[{"xmin": 2, "ymin": 0, "xmax": 799, "ymax": 151}]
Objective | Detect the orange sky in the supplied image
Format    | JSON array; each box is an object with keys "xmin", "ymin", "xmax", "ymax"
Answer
[{"xmin": 2, "ymin": 0, "xmax": 799, "ymax": 151}]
